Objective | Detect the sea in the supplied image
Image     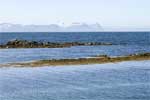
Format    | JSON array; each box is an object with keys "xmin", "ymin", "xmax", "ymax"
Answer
[
  {"xmin": 0, "ymin": 32, "xmax": 150, "ymax": 100},
  {"xmin": 0, "ymin": 32, "xmax": 150, "ymax": 63}
]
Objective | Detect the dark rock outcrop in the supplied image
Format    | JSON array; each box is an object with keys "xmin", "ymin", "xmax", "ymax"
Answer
[{"xmin": 0, "ymin": 39, "xmax": 112, "ymax": 48}]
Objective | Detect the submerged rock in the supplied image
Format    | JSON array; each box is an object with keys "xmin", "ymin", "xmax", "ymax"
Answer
[{"xmin": 0, "ymin": 52, "xmax": 149, "ymax": 67}]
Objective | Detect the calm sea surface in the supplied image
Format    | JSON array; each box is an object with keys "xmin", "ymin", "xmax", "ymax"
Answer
[
  {"xmin": 0, "ymin": 32, "xmax": 150, "ymax": 100},
  {"xmin": 0, "ymin": 32, "xmax": 150, "ymax": 63},
  {"xmin": 0, "ymin": 61, "xmax": 150, "ymax": 100},
  {"xmin": 0, "ymin": 32, "xmax": 150, "ymax": 45}
]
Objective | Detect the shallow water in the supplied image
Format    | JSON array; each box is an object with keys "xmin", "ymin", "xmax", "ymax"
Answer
[
  {"xmin": 0, "ymin": 45, "xmax": 150, "ymax": 64},
  {"xmin": 0, "ymin": 32, "xmax": 150, "ymax": 63},
  {"xmin": 0, "ymin": 32, "xmax": 150, "ymax": 100},
  {"xmin": 0, "ymin": 61, "xmax": 150, "ymax": 100}
]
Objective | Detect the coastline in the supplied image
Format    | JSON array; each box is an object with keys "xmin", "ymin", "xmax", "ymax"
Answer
[{"xmin": 0, "ymin": 53, "xmax": 150, "ymax": 68}]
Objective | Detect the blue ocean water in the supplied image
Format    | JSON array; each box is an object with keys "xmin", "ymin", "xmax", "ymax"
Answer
[
  {"xmin": 0, "ymin": 32, "xmax": 150, "ymax": 100},
  {"xmin": 0, "ymin": 32, "xmax": 150, "ymax": 45},
  {"xmin": 0, "ymin": 32, "xmax": 150, "ymax": 63},
  {"xmin": 0, "ymin": 61, "xmax": 150, "ymax": 100},
  {"xmin": 0, "ymin": 45, "xmax": 150, "ymax": 64}
]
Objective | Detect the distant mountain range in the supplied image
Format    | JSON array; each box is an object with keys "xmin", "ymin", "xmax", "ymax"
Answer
[
  {"xmin": 0, "ymin": 23, "xmax": 149, "ymax": 32},
  {"xmin": 0, "ymin": 23, "xmax": 103, "ymax": 32}
]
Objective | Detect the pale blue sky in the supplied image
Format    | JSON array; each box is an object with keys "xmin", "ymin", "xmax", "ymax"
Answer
[{"xmin": 0, "ymin": 0, "xmax": 150, "ymax": 27}]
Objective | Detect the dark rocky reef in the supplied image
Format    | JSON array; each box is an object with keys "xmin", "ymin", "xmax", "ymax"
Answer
[{"xmin": 0, "ymin": 39, "xmax": 112, "ymax": 48}]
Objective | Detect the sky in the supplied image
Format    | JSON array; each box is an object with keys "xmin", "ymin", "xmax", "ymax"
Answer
[{"xmin": 0, "ymin": 0, "xmax": 150, "ymax": 27}]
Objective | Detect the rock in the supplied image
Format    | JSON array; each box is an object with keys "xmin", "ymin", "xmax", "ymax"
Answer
[{"xmin": 0, "ymin": 39, "xmax": 113, "ymax": 48}]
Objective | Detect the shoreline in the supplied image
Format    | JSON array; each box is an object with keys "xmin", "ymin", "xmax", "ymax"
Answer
[{"xmin": 0, "ymin": 53, "xmax": 150, "ymax": 68}]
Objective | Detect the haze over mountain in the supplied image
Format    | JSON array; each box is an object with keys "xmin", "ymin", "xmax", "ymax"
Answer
[
  {"xmin": 0, "ymin": 23, "xmax": 103, "ymax": 32},
  {"xmin": 0, "ymin": 23, "xmax": 150, "ymax": 32}
]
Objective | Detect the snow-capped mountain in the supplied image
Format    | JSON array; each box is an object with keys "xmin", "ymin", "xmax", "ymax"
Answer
[
  {"xmin": 66, "ymin": 23, "xmax": 103, "ymax": 32},
  {"xmin": 0, "ymin": 23, "xmax": 103, "ymax": 32}
]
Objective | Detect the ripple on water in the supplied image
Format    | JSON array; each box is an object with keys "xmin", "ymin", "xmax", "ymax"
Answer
[{"xmin": 0, "ymin": 60, "xmax": 150, "ymax": 100}]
